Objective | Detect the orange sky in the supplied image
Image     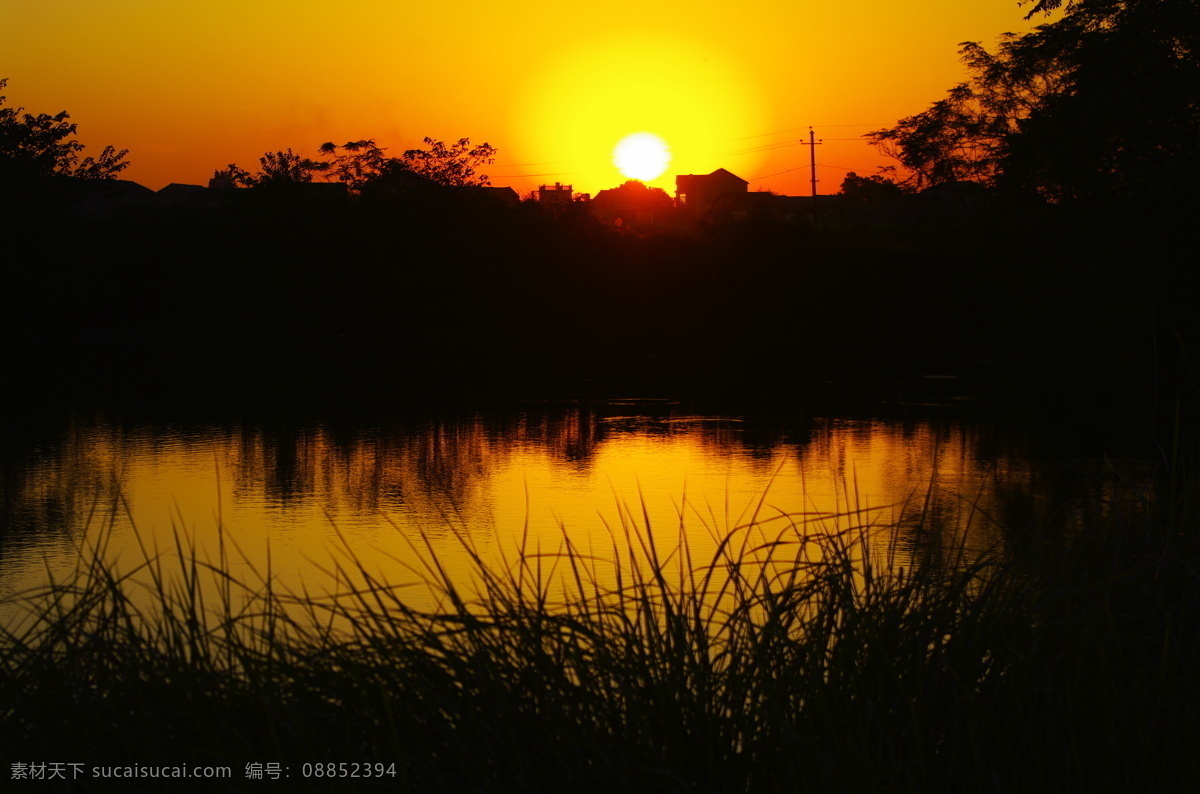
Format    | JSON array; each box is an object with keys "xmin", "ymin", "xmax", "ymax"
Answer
[{"xmin": 4, "ymin": 1, "xmax": 1040, "ymax": 197}]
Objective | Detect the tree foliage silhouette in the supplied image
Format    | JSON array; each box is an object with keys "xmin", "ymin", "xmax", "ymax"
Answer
[
  {"xmin": 597, "ymin": 179, "xmax": 674, "ymax": 207},
  {"xmin": 0, "ymin": 78, "xmax": 129, "ymax": 182},
  {"xmin": 209, "ymin": 149, "xmax": 325, "ymax": 189},
  {"xmin": 208, "ymin": 164, "xmax": 254, "ymax": 189},
  {"xmin": 400, "ymin": 137, "xmax": 496, "ymax": 187},
  {"xmin": 212, "ymin": 137, "xmax": 497, "ymax": 195},
  {"xmin": 866, "ymin": 33, "xmax": 1075, "ymax": 191},
  {"xmin": 868, "ymin": 0, "xmax": 1200, "ymax": 202},
  {"xmin": 1021, "ymin": 0, "xmax": 1070, "ymax": 17},
  {"xmin": 318, "ymin": 137, "xmax": 496, "ymax": 191},
  {"xmin": 838, "ymin": 172, "xmax": 910, "ymax": 204},
  {"xmin": 316, "ymin": 139, "xmax": 391, "ymax": 191}
]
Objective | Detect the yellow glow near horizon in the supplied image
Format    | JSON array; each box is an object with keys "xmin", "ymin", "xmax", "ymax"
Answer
[
  {"xmin": 613, "ymin": 132, "xmax": 671, "ymax": 181},
  {"xmin": 514, "ymin": 31, "xmax": 770, "ymax": 195}
]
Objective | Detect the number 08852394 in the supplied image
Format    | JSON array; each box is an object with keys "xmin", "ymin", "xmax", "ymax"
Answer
[{"xmin": 300, "ymin": 763, "xmax": 396, "ymax": 778}]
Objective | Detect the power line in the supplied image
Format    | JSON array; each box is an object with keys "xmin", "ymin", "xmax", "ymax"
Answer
[
  {"xmin": 489, "ymin": 156, "xmax": 588, "ymax": 170},
  {"xmin": 820, "ymin": 162, "xmax": 870, "ymax": 171},
  {"xmin": 715, "ymin": 140, "xmax": 804, "ymax": 159},
  {"xmin": 492, "ymin": 171, "xmax": 579, "ymax": 179},
  {"xmin": 723, "ymin": 126, "xmax": 811, "ymax": 143},
  {"xmin": 746, "ymin": 167, "xmax": 803, "ymax": 182},
  {"xmin": 723, "ymin": 123, "xmax": 888, "ymax": 143}
]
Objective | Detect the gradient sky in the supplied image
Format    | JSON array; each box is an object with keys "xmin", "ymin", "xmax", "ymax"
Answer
[{"xmin": 4, "ymin": 1, "xmax": 1039, "ymax": 196}]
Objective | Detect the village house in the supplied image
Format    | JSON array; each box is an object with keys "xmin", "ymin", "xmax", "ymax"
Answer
[
  {"xmin": 44, "ymin": 177, "xmax": 158, "ymax": 217},
  {"xmin": 156, "ymin": 183, "xmax": 216, "ymax": 210},
  {"xmin": 457, "ymin": 185, "xmax": 521, "ymax": 208},
  {"xmin": 537, "ymin": 183, "xmax": 574, "ymax": 205},
  {"xmin": 675, "ymin": 168, "xmax": 749, "ymax": 219}
]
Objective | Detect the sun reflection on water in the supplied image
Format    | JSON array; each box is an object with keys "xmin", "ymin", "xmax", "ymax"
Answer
[{"xmin": 2, "ymin": 403, "xmax": 1125, "ymax": 624}]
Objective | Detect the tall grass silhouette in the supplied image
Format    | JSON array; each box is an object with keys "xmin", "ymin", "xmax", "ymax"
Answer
[{"xmin": 2, "ymin": 468, "xmax": 1198, "ymax": 792}]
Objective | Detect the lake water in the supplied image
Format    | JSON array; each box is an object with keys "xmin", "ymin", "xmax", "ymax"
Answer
[{"xmin": 0, "ymin": 393, "xmax": 1154, "ymax": 620}]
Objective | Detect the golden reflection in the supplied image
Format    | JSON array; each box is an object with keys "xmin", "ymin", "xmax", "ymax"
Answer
[{"xmin": 0, "ymin": 406, "xmax": 1149, "ymax": 620}]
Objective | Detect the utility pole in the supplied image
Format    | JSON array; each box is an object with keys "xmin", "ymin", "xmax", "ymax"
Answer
[{"xmin": 800, "ymin": 127, "xmax": 823, "ymax": 198}]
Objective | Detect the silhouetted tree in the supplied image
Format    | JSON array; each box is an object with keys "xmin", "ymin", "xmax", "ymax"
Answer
[
  {"xmin": 839, "ymin": 172, "xmax": 909, "ymax": 203},
  {"xmin": 1022, "ymin": 0, "xmax": 1070, "ymax": 17},
  {"xmin": 208, "ymin": 163, "xmax": 254, "ymax": 189},
  {"xmin": 589, "ymin": 180, "xmax": 675, "ymax": 228},
  {"xmin": 1001, "ymin": 0, "xmax": 1200, "ymax": 202},
  {"xmin": 316, "ymin": 139, "xmax": 391, "ymax": 191},
  {"xmin": 400, "ymin": 137, "xmax": 496, "ymax": 187},
  {"xmin": 256, "ymin": 149, "xmax": 326, "ymax": 186},
  {"xmin": 868, "ymin": 0, "xmax": 1200, "ymax": 203},
  {"xmin": 0, "ymin": 78, "xmax": 129, "ymax": 182},
  {"xmin": 317, "ymin": 137, "xmax": 497, "ymax": 191},
  {"xmin": 594, "ymin": 179, "xmax": 674, "ymax": 207},
  {"xmin": 208, "ymin": 149, "xmax": 326, "ymax": 189},
  {"xmin": 866, "ymin": 33, "xmax": 1075, "ymax": 191}
]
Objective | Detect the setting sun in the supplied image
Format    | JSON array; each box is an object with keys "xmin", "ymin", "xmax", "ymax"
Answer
[{"xmin": 613, "ymin": 132, "xmax": 671, "ymax": 181}]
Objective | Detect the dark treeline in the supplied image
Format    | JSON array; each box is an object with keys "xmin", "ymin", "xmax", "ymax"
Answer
[{"xmin": 2, "ymin": 173, "xmax": 1196, "ymax": 413}]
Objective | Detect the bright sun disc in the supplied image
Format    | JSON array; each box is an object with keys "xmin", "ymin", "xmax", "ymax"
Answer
[{"xmin": 613, "ymin": 132, "xmax": 671, "ymax": 181}]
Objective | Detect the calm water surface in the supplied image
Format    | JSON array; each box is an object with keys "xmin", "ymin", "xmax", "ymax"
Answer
[{"xmin": 0, "ymin": 397, "xmax": 1150, "ymax": 617}]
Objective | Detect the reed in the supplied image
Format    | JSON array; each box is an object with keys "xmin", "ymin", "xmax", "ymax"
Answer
[{"xmin": 2, "ymin": 476, "xmax": 1197, "ymax": 793}]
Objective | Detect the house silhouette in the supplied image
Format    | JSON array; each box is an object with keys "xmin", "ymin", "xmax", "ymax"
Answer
[
  {"xmin": 537, "ymin": 183, "xmax": 574, "ymax": 205},
  {"xmin": 675, "ymin": 169, "xmax": 748, "ymax": 218}
]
